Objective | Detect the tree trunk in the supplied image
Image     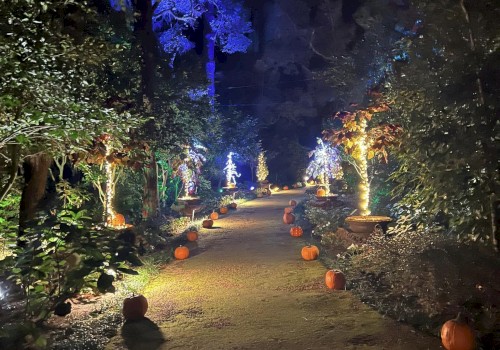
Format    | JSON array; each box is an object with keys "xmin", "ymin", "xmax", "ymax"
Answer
[
  {"xmin": 135, "ymin": 0, "xmax": 155, "ymax": 105},
  {"xmin": 205, "ymin": 2, "xmax": 216, "ymax": 107},
  {"xmin": 142, "ymin": 152, "xmax": 159, "ymax": 218},
  {"xmin": 19, "ymin": 153, "xmax": 52, "ymax": 233}
]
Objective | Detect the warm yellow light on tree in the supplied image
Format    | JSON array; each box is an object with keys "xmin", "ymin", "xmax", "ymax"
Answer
[{"xmin": 355, "ymin": 118, "xmax": 371, "ymax": 216}]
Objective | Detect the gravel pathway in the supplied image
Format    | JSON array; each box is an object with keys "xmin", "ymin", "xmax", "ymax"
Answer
[{"xmin": 107, "ymin": 188, "xmax": 440, "ymax": 350}]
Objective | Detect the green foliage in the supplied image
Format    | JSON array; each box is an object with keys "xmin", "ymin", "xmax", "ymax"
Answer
[
  {"xmin": 0, "ymin": 210, "xmax": 141, "ymax": 324},
  {"xmin": 115, "ymin": 168, "xmax": 143, "ymax": 222},
  {"xmin": 304, "ymin": 204, "xmax": 351, "ymax": 243},
  {"xmin": 386, "ymin": 0, "xmax": 499, "ymax": 245},
  {"xmin": 160, "ymin": 217, "xmax": 192, "ymax": 236},
  {"xmin": 0, "ymin": 192, "xmax": 21, "ymax": 260}
]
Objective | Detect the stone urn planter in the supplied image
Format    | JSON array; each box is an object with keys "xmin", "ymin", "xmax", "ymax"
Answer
[
  {"xmin": 344, "ymin": 215, "xmax": 392, "ymax": 234},
  {"xmin": 178, "ymin": 197, "xmax": 201, "ymax": 206},
  {"xmin": 315, "ymin": 194, "xmax": 338, "ymax": 202}
]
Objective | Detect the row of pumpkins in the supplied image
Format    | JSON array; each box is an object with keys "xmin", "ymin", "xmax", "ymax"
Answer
[
  {"xmin": 174, "ymin": 202, "xmax": 238, "ymax": 260},
  {"xmin": 282, "ymin": 199, "xmax": 476, "ymax": 350},
  {"xmin": 282, "ymin": 199, "xmax": 345, "ymax": 290},
  {"xmin": 121, "ymin": 198, "xmax": 475, "ymax": 350},
  {"xmin": 122, "ymin": 202, "xmax": 238, "ymax": 321}
]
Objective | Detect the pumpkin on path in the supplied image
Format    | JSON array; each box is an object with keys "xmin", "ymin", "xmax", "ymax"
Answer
[
  {"xmin": 325, "ymin": 270, "xmax": 346, "ymax": 290},
  {"xmin": 186, "ymin": 231, "xmax": 198, "ymax": 242},
  {"xmin": 301, "ymin": 245, "xmax": 319, "ymax": 261},
  {"xmin": 202, "ymin": 219, "xmax": 214, "ymax": 228},
  {"xmin": 290, "ymin": 226, "xmax": 303, "ymax": 237},
  {"xmin": 174, "ymin": 246, "xmax": 190, "ymax": 260},
  {"xmin": 283, "ymin": 213, "xmax": 295, "ymax": 225},
  {"xmin": 440, "ymin": 314, "xmax": 475, "ymax": 350},
  {"xmin": 210, "ymin": 212, "xmax": 219, "ymax": 220},
  {"xmin": 123, "ymin": 294, "xmax": 148, "ymax": 321}
]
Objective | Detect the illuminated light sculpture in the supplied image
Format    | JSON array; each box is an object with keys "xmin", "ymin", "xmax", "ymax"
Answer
[
  {"xmin": 177, "ymin": 143, "xmax": 206, "ymax": 200},
  {"xmin": 256, "ymin": 151, "xmax": 269, "ymax": 183},
  {"xmin": 306, "ymin": 138, "xmax": 342, "ymax": 196},
  {"xmin": 224, "ymin": 152, "xmax": 240, "ymax": 188}
]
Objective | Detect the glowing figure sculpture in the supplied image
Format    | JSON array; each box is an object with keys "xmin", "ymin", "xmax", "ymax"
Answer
[{"xmin": 224, "ymin": 152, "xmax": 240, "ymax": 188}]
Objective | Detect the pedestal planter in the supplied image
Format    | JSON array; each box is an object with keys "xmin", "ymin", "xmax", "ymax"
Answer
[
  {"xmin": 345, "ymin": 215, "xmax": 392, "ymax": 234},
  {"xmin": 315, "ymin": 194, "xmax": 338, "ymax": 202},
  {"xmin": 178, "ymin": 197, "xmax": 201, "ymax": 206}
]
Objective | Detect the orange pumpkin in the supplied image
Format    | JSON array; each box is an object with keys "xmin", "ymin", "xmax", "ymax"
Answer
[
  {"xmin": 283, "ymin": 186, "xmax": 289, "ymax": 190},
  {"xmin": 210, "ymin": 212, "xmax": 219, "ymax": 220},
  {"xmin": 283, "ymin": 213, "xmax": 295, "ymax": 225},
  {"xmin": 109, "ymin": 213, "xmax": 125, "ymax": 227},
  {"xmin": 325, "ymin": 270, "xmax": 346, "ymax": 290},
  {"xmin": 123, "ymin": 294, "xmax": 148, "ymax": 321},
  {"xmin": 316, "ymin": 188, "xmax": 326, "ymax": 197},
  {"xmin": 284, "ymin": 207, "xmax": 294, "ymax": 214},
  {"xmin": 229, "ymin": 202, "xmax": 237, "ymax": 209},
  {"xmin": 220, "ymin": 207, "xmax": 228, "ymax": 214},
  {"xmin": 186, "ymin": 231, "xmax": 198, "ymax": 242},
  {"xmin": 290, "ymin": 226, "xmax": 303, "ymax": 237},
  {"xmin": 174, "ymin": 246, "xmax": 190, "ymax": 260},
  {"xmin": 202, "ymin": 219, "xmax": 214, "ymax": 228},
  {"xmin": 440, "ymin": 315, "xmax": 475, "ymax": 350},
  {"xmin": 289, "ymin": 199, "xmax": 297, "ymax": 207},
  {"xmin": 301, "ymin": 245, "xmax": 319, "ymax": 261}
]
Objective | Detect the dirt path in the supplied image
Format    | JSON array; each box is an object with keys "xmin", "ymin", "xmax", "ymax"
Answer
[{"xmin": 107, "ymin": 189, "xmax": 441, "ymax": 350}]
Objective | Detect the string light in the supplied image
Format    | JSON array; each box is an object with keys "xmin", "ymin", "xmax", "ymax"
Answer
[
  {"xmin": 356, "ymin": 118, "xmax": 371, "ymax": 216},
  {"xmin": 104, "ymin": 139, "xmax": 116, "ymax": 226},
  {"xmin": 256, "ymin": 151, "xmax": 269, "ymax": 183},
  {"xmin": 306, "ymin": 138, "xmax": 342, "ymax": 195}
]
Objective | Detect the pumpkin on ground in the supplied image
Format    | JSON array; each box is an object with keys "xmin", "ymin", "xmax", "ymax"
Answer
[
  {"xmin": 210, "ymin": 212, "xmax": 219, "ymax": 220},
  {"xmin": 289, "ymin": 199, "xmax": 297, "ymax": 207},
  {"xmin": 316, "ymin": 188, "xmax": 326, "ymax": 197},
  {"xmin": 325, "ymin": 270, "xmax": 346, "ymax": 290},
  {"xmin": 186, "ymin": 231, "xmax": 198, "ymax": 242},
  {"xmin": 220, "ymin": 207, "xmax": 228, "ymax": 214},
  {"xmin": 283, "ymin": 213, "xmax": 295, "ymax": 225},
  {"xmin": 440, "ymin": 315, "xmax": 475, "ymax": 350},
  {"xmin": 122, "ymin": 294, "xmax": 148, "ymax": 321},
  {"xmin": 174, "ymin": 246, "xmax": 190, "ymax": 260},
  {"xmin": 290, "ymin": 226, "xmax": 303, "ymax": 237},
  {"xmin": 301, "ymin": 245, "xmax": 319, "ymax": 261},
  {"xmin": 202, "ymin": 219, "xmax": 214, "ymax": 228},
  {"xmin": 284, "ymin": 207, "xmax": 294, "ymax": 214},
  {"xmin": 229, "ymin": 202, "xmax": 237, "ymax": 209},
  {"xmin": 283, "ymin": 186, "xmax": 289, "ymax": 190}
]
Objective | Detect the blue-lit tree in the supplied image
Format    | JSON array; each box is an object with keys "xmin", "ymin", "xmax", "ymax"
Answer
[
  {"xmin": 110, "ymin": 0, "xmax": 252, "ymax": 105},
  {"xmin": 306, "ymin": 138, "xmax": 342, "ymax": 195}
]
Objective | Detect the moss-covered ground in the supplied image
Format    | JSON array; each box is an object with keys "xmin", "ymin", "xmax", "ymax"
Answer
[{"xmin": 106, "ymin": 189, "xmax": 441, "ymax": 350}]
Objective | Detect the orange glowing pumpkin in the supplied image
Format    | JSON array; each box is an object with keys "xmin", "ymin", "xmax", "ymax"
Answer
[
  {"xmin": 301, "ymin": 245, "xmax": 319, "ymax": 261},
  {"xmin": 186, "ymin": 231, "xmax": 198, "ymax": 242},
  {"xmin": 325, "ymin": 270, "xmax": 346, "ymax": 290},
  {"xmin": 284, "ymin": 207, "xmax": 294, "ymax": 214},
  {"xmin": 316, "ymin": 188, "xmax": 326, "ymax": 197},
  {"xmin": 123, "ymin": 294, "xmax": 148, "ymax": 321},
  {"xmin": 290, "ymin": 226, "xmax": 303, "ymax": 237},
  {"xmin": 283, "ymin": 213, "xmax": 295, "ymax": 225},
  {"xmin": 109, "ymin": 213, "xmax": 125, "ymax": 227},
  {"xmin": 220, "ymin": 207, "xmax": 228, "ymax": 214},
  {"xmin": 283, "ymin": 186, "xmax": 289, "ymax": 190},
  {"xmin": 440, "ymin": 315, "xmax": 475, "ymax": 350},
  {"xmin": 174, "ymin": 246, "xmax": 190, "ymax": 260},
  {"xmin": 210, "ymin": 212, "xmax": 219, "ymax": 220}
]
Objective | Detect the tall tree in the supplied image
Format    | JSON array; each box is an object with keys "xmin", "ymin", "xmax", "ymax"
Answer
[{"xmin": 387, "ymin": 0, "xmax": 499, "ymax": 249}]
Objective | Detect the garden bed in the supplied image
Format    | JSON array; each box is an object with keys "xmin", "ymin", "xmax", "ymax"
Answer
[{"xmin": 304, "ymin": 197, "xmax": 500, "ymax": 349}]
